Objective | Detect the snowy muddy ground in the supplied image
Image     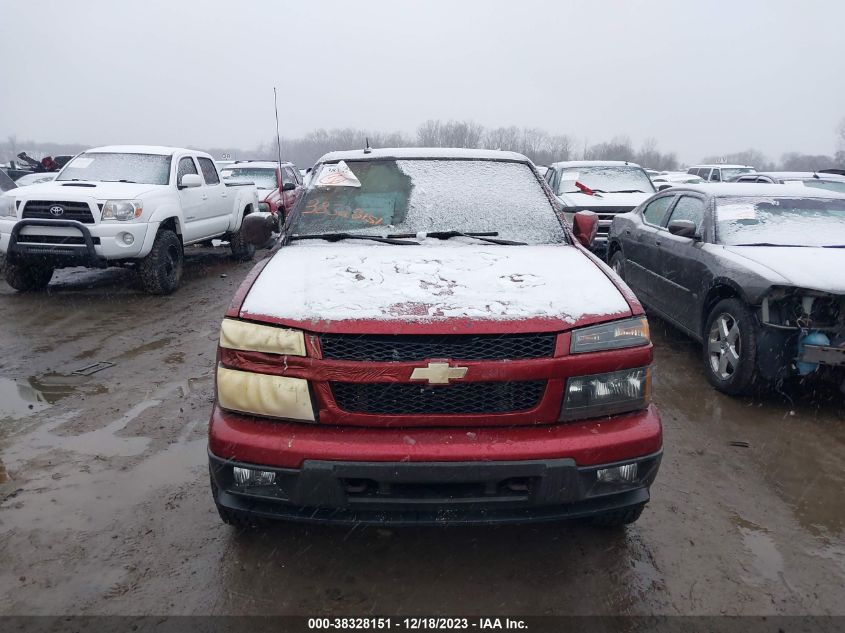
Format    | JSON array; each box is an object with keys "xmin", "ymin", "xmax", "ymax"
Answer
[{"xmin": 0, "ymin": 245, "xmax": 843, "ymax": 616}]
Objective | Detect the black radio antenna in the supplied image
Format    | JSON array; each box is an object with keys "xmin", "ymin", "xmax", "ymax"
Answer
[{"xmin": 273, "ymin": 87, "xmax": 284, "ymax": 188}]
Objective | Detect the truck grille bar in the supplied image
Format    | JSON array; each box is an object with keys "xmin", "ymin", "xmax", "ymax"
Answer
[
  {"xmin": 330, "ymin": 381, "xmax": 547, "ymax": 415},
  {"xmin": 320, "ymin": 333, "xmax": 556, "ymax": 362},
  {"xmin": 22, "ymin": 200, "xmax": 96, "ymax": 224}
]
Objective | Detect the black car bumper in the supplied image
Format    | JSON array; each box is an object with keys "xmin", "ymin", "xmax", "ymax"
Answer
[
  {"xmin": 7, "ymin": 219, "xmax": 106, "ymax": 267},
  {"xmin": 209, "ymin": 450, "xmax": 661, "ymax": 526}
]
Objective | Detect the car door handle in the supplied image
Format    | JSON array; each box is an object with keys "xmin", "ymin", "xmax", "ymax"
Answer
[
  {"xmin": 655, "ymin": 239, "xmax": 662, "ymax": 247},
  {"xmin": 201, "ymin": 194, "xmax": 208, "ymax": 200}
]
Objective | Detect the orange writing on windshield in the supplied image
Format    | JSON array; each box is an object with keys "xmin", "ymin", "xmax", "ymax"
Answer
[{"xmin": 303, "ymin": 200, "xmax": 385, "ymax": 226}]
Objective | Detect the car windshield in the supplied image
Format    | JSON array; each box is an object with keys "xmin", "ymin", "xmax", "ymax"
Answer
[
  {"xmin": 716, "ymin": 196, "xmax": 845, "ymax": 247},
  {"xmin": 219, "ymin": 167, "xmax": 278, "ymax": 190},
  {"xmin": 719, "ymin": 167, "xmax": 754, "ymax": 180},
  {"xmin": 291, "ymin": 158, "xmax": 567, "ymax": 244},
  {"xmin": 57, "ymin": 153, "xmax": 171, "ymax": 185},
  {"xmin": 557, "ymin": 166, "xmax": 655, "ymax": 194},
  {"xmin": 797, "ymin": 179, "xmax": 845, "ymax": 194}
]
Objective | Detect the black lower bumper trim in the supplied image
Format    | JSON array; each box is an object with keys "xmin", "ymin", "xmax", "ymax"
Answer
[
  {"xmin": 209, "ymin": 451, "xmax": 661, "ymax": 526},
  {"xmin": 7, "ymin": 219, "xmax": 106, "ymax": 267}
]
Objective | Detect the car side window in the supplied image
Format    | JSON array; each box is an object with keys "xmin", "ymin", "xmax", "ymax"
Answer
[
  {"xmin": 177, "ymin": 157, "xmax": 198, "ymax": 183},
  {"xmin": 642, "ymin": 196, "xmax": 674, "ymax": 226},
  {"xmin": 709, "ymin": 169, "xmax": 721, "ymax": 182},
  {"xmin": 668, "ymin": 195, "xmax": 705, "ymax": 232},
  {"xmin": 197, "ymin": 157, "xmax": 220, "ymax": 185},
  {"xmin": 283, "ymin": 167, "xmax": 298, "ymax": 185}
]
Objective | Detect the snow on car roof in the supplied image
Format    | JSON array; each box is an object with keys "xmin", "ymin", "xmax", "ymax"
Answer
[
  {"xmin": 689, "ymin": 164, "xmax": 754, "ymax": 169},
  {"xmin": 549, "ymin": 160, "xmax": 643, "ymax": 168},
  {"xmin": 84, "ymin": 145, "xmax": 204, "ymax": 156},
  {"xmin": 669, "ymin": 183, "xmax": 845, "ymax": 198},
  {"xmin": 221, "ymin": 161, "xmax": 289, "ymax": 170},
  {"xmin": 317, "ymin": 147, "xmax": 530, "ymax": 163},
  {"xmin": 753, "ymin": 171, "xmax": 845, "ymax": 181}
]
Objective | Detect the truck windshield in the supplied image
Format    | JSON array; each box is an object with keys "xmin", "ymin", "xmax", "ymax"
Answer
[
  {"xmin": 292, "ymin": 159, "xmax": 566, "ymax": 244},
  {"xmin": 219, "ymin": 167, "xmax": 278, "ymax": 190},
  {"xmin": 716, "ymin": 196, "xmax": 845, "ymax": 247},
  {"xmin": 557, "ymin": 166, "xmax": 655, "ymax": 194},
  {"xmin": 57, "ymin": 153, "xmax": 171, "ymax": 185}
]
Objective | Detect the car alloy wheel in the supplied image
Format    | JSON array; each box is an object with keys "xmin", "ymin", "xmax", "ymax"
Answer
[{"xmin": 707, "ymin": 312, "xmax": 741, "ymax": 380}]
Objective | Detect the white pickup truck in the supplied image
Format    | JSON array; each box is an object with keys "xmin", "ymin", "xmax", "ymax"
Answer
[{"xmin": 0, "ymin": 145, "xmax": 260, "ymax": 294}]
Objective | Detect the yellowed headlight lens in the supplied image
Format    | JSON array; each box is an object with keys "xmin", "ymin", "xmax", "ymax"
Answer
[
  {"xmin": 216, "ymin": 366, "xmax": 315, "ymax": 421},
  {"xmin": 219, "ymin": 319, "xmax": 305, "ymax": 356},
  {"xmin": 570, "ymin": 317, "xmax": 650, "ymax": 353}
]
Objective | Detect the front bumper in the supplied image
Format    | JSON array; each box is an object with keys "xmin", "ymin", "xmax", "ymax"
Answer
[
  {"xmin": 1, "ymin": 218, "xmax": 149, "ymax": 265},
  {"xmin": 209, "ymin": 450, "xmax": 661, "ymax": 525}
]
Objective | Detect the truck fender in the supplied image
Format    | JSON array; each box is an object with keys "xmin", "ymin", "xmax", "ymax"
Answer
[
  {"xmin": 138, "ymin": 208, "xmax": 185, "ymax": 258},
  {"xmin": 229, "ymin": 200, "xmax": 255, "ymax": 233}
]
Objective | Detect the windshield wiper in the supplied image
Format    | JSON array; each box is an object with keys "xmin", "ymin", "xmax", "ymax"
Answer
[
  {"xmin": 290, "ymin": 232, "xmax": 419, "ymax": 245},
  {"xmin": 611, "ymin": 189, "xmax": 647, "ymax": 193},
  {"xmin": 102, "ymin": 179, "xmax": 137, "ymax": 183},
  {"xmin": 388, "ymin": 230, "xmax": 526, "ymax": 246},
  {"xmin": 732, "ymin": 243, "xmax": 809, "ymax": 247}
]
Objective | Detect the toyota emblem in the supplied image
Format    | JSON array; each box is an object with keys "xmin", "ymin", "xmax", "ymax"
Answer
[{"xmin": 49, "ymin": 205, "xmax": 65, "ymax": 216}]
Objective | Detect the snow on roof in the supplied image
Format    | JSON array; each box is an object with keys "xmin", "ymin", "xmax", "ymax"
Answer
[
  {"xmin": 549, "ymin": 160, "xmax": 644, "ymax": 168},
  {"xmin": 84, "ymin": 145, "xmax": 204, "ymax": 156},
  {"xmin": 317, "ymin": 147, "xmax": 530, "ymax": 163},
  {"xmin": 221, "ymin": 161, "xmax": 288, "ymax": 170},
  {"xmin": 671, "ymin": 183, "xmax": 845, "ymax": 198},
  {"xmin": 689, "ymin": 164, "xmax": 754, "ymax": 169},
  {"xmin": 755, "ymin": 171, "xmax": 845, "ymax": 181}
]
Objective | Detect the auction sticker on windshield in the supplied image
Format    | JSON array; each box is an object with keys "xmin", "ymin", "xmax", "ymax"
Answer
[{"xmin": 315, "ymin": 161, "xmax": 362, "ymax": 187}]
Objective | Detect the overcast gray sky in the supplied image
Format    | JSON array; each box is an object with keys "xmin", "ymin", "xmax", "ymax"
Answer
[{"xmin": 3, "ymin": 0, "xmax": 844, "ymax": 162}]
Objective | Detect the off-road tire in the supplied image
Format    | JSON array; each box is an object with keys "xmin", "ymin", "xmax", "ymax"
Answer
[
  {"xmin": 702, "ymin": 298, "xmax": 764, "ymax": 396},
  {"xmin": 4, "ymin": 261, "xmax": 54, "ymax": 291},
  {"xmin": 589, "ymin": 504, "xmax": 644, "ymax": 528},
  {"xmin": 229, "ymin": 214, "xmax": 256, "ymax": 261},
  {"xmin": 609, "ymin": 250, "xmax": 626, "ymax": 280},
  {"xmin": 138, "ymin": 229, "xmax": 183, "ymax": 295}
]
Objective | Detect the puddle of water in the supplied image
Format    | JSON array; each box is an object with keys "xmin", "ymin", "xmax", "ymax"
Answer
[
  {"xmin": 732, "ymin": 515, "xmax": 785, "ymax": 585},
  {"xmin": 164, "ymin": 352, "xmax": 185, "ymax": 365},
  {"xmin": 119, "ymin": 337, "xmax": 173, "ymax": 360},
  {"xmin": 0, "ymin": 375, "xmax": 106, "ymax": 421}
]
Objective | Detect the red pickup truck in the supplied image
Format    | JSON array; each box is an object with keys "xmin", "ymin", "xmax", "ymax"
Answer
[{"xmin": 208, "ymin": 148, "xmax": 662, "ymax": 527}]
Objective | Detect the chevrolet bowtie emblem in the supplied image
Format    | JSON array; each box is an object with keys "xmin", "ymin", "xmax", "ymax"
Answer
[{"xmin": 410, "ymin": 362, "xmax": 469, "ymax": 385}]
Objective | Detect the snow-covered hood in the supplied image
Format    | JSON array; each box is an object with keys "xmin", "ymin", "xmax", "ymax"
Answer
[
  {"xmin": 556, "ymin": 191, "xmax": 651, "ymax": 209},
  {"xmin": 8, "ymin": 180, "xmax": 161, "ymax": 200},
  {"xmin": 240, "ymin": 243, "xmax": 632, "ymax": 331},
  {"xmin": 723, "ymin": 246, "xmax": 845, "ymax": 294}
]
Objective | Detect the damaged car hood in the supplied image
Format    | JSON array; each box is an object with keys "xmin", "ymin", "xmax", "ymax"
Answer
[
  {"xmin": 240, "ymin": 243, "xmax": 631, "ymax": 328},
  {"xmin": 724, "ymin": 246, "xmax": 845, "ymax": 294}
]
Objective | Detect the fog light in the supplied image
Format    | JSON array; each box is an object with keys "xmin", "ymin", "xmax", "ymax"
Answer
[
  {"xmin": 119, "ymin": 232, "xmax": 134, "ymax": 245},
  {"xmin": 233, "ymin": 466, "xmax": 276, "ymax": 486},
  {"xmin": 596, "ymin": 463, "xmax": 638, "ymax": 484}
]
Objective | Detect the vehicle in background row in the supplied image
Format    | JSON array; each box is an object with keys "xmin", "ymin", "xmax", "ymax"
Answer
[
  {"xmin": 607, "ymin": 184, "xmax": 845, "ymax": 395},
  {"xmin": 14, "ymin": 172, "xmax": 59, "ymax": 187},
  {"xmin": 544, "ymin": 160, "xmax": 656, "ymax": 255},
  {"xmin": 219, "ymin": 160, "xmax": 304, "ymax": 228},
  {"xmin": 209, "ymin": 147, "xmax": 662, "ymax": 528},
  {"xmin": 0, "ymin": 169, "xmax": 17, "ymax": 193},
  {"xmin": 535, "ymin": 164, "xmax": 549, "ymax": 179},
  {"xmin": 0, "ymin": 145, "xmax": 259, "ymax": 294},
  {"xmin": 687, "ymin": 164, "xmax": 755, "ymax": 182},
  {"xmin": 651, "ymin": 172, "xmax": 705, "ymax": 191},
  {"xmin": 728, "ymin": 171, "xmax": 845, "ymax": 194}
]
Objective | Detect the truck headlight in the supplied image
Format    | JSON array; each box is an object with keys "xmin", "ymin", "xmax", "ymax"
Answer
[
  {"xmin": 217, "ymin": 366, "xmax": 315, "ymax": 422},
  {"xmin": 570, "ymin": 317, "xmax": 649, "ymax": 353},
  {"xmin": 219, "ymin": 319, "xmax": 305, "ymax": 356},
  {"xmin": 1, "ymin": 195, "xmax": 16, "ymax": 218},
  {"xmin": 560, "ymin": 367, "xmax": 650, "ymax": 421},
  {"xmin": 101, "ymin": 200, "xmax": 142, "ymax": 221}
]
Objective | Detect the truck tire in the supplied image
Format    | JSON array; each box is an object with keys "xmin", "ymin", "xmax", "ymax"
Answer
[
  {"xmin": 609, "ymin": 250, "xmax": 626, "ymax": 280},
  {"xmin": 702, "ymin": 298, "xmax": 764, "ymax": 395},
  {"xmin": 4, "ymin": 261, "xmax": 54, "ymax": 291},
  {"xmin": 138, "ymin": 229, "xmax": 183, "ymax": 295},
  {"xmin": 589, "ymin": 503, "xmax": 644, "ymax": 528},
  {"xmin": 229, "ymin": 217, "xmax": 256, "ymax": 261}
]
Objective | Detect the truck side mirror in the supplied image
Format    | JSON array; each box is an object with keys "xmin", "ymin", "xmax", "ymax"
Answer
[
  {"xmin": 241, "ymin": 212, "xmax": 277, "ymax": 246},
  {"xmin": 572, "ymin": 210, "xmax": 598, "ymax": 248},
  {"xmin": 282, "ymin": 182, "xmax": 296, "ymax": 191},
  {"xmin": 179, "ymin": 174, "xmax": 202, "ymax": 189}
]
